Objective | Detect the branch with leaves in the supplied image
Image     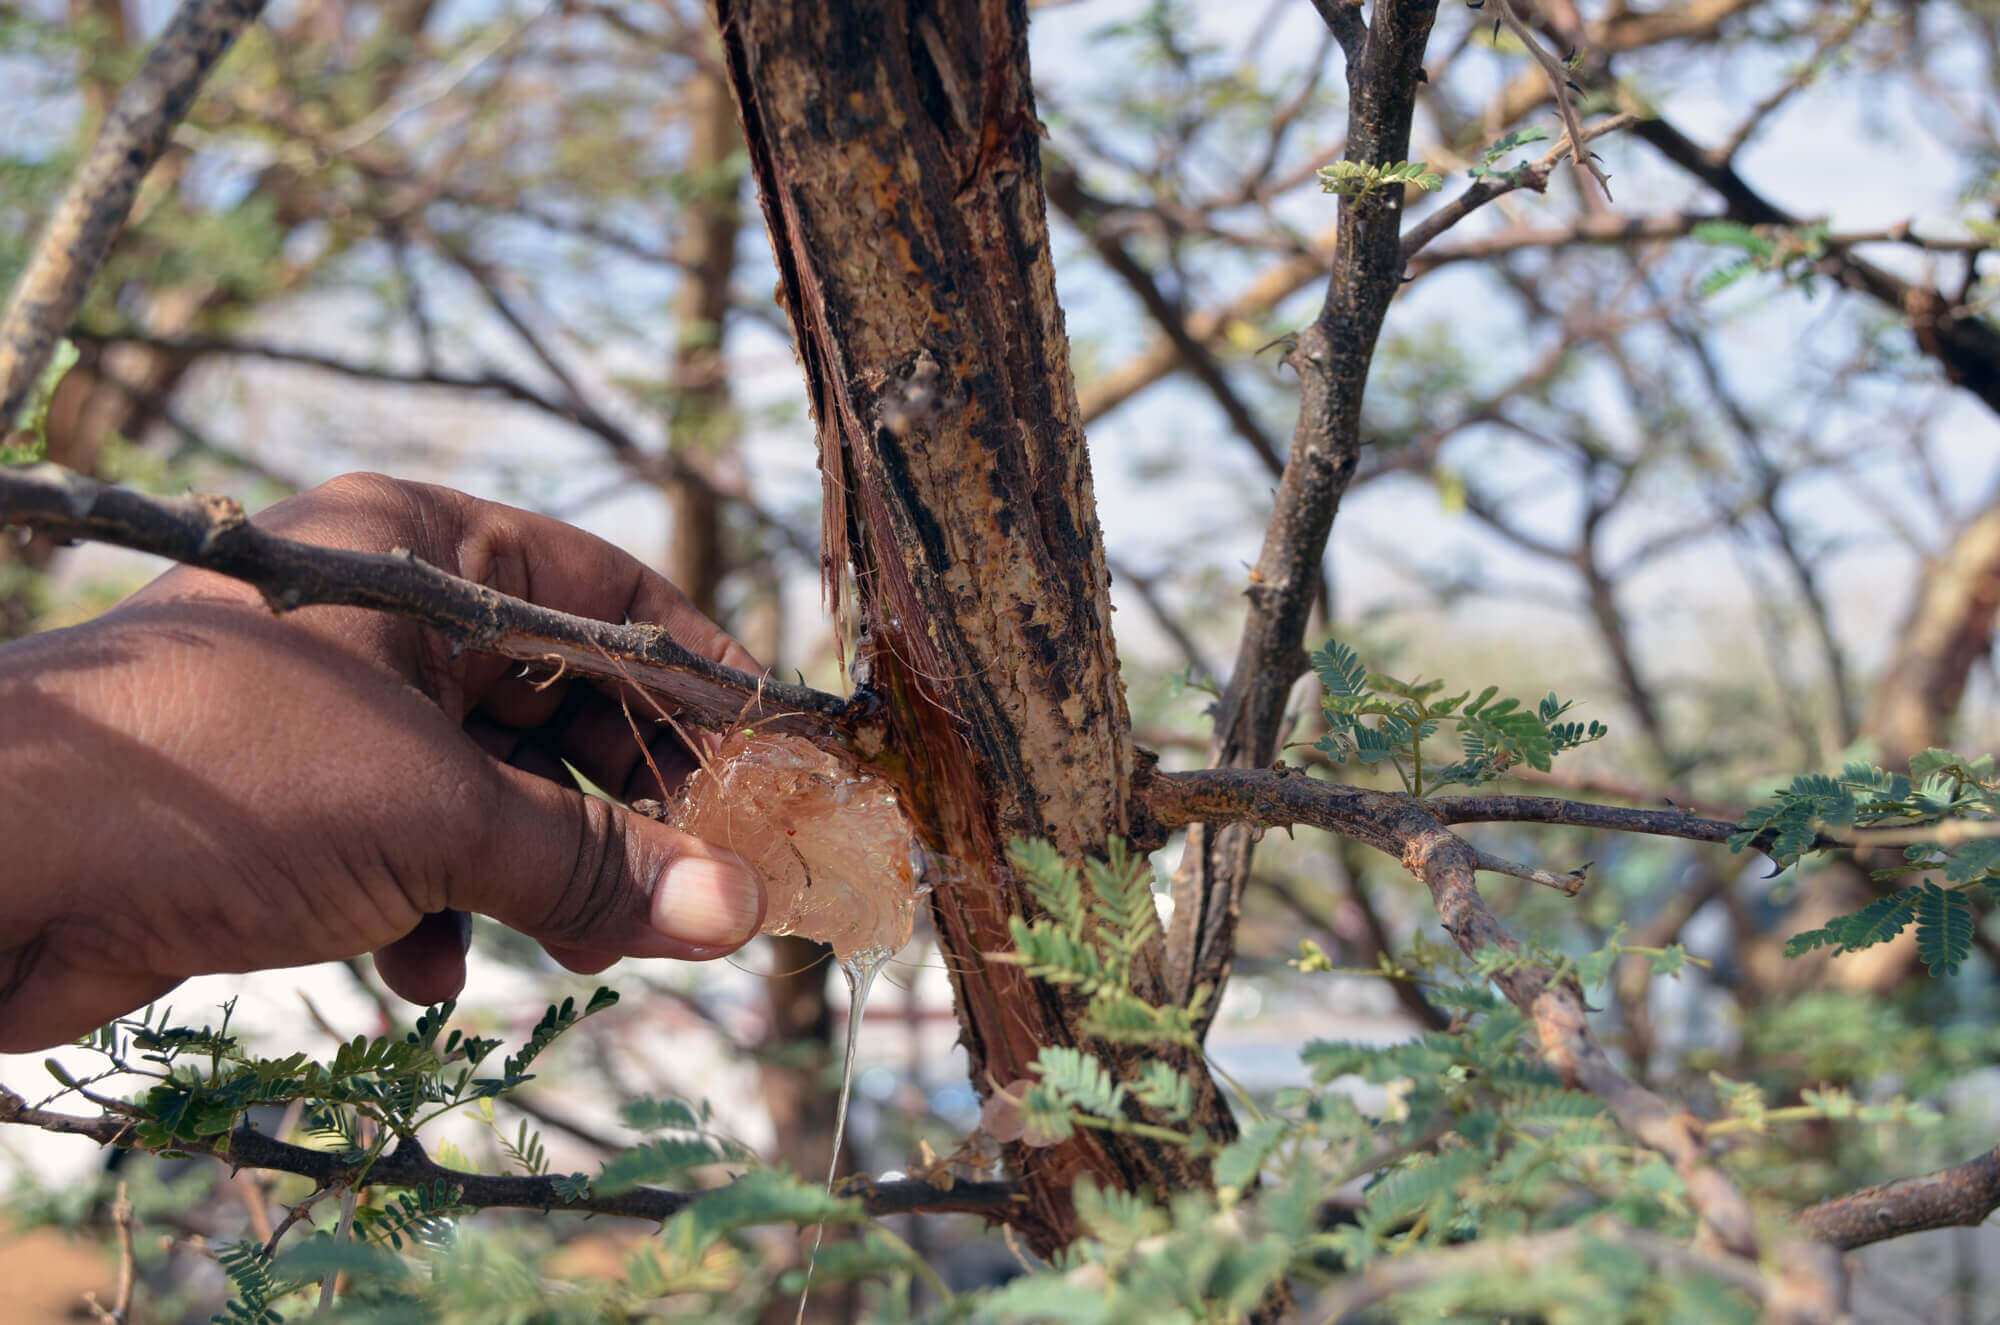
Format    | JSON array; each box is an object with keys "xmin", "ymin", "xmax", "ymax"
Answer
[
  {"xmin": 1165, "ymin": 0, "xmax": 1443, "ymax": 1031},
  {"xmin": 0, "ymin": 1084, "xmax": 1013, "ymax": 1225}
]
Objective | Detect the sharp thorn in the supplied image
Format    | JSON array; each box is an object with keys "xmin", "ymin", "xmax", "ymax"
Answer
[
  {"xmin": 1492, "ymin": 18, "xmax": 1501, "ymax": 37},
  {"xmin": 1567, "ymin": 79, "xmax": 1583, "ymax": 92},
  {"xmin": 1562, "ymin": 45, "xmax": 1576, "ymax": 60}
]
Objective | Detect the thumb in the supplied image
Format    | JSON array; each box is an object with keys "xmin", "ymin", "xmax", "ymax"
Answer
[{"xmin": 464, "ymin": 762, "xmax": 765, "ymax": 960}]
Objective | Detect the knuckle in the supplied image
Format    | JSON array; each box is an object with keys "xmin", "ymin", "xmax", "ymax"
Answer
[{"xmin": 315, "ymin": 470, "xmax": 409, "ymax": 505}]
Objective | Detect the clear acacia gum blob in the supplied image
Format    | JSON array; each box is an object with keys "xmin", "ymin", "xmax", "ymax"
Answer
[{"xmin": 669, "ymin": 731, "xmax": 924, "ymax": 963}]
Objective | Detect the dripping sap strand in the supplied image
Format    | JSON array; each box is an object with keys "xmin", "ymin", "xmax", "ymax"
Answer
[{"xmin": 795, "ymin": 944, "xmax": 889, "ymax": 1325}]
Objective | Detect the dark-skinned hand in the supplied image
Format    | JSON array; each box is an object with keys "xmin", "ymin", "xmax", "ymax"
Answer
[{"xmin": 0, "ymin": 473, "xmax": 764, "ymax": 1052}]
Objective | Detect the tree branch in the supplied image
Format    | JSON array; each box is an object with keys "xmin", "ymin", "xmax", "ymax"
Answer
[
  {"xmin": 75, "ymin": 329, "xmax": 816, "ymax": 563},
  {"xmin": 0, "ymin": 464, "xmax": 867, "ymax": 747},
  {"xmin": 0, "ymin": 0, "xmax": 270, "ymax": 424},
  {"xmin": 1399, "ymin": 113, "xmax": 1637, "ymax": 261},
  {"xmin": 1137, "ymin": 764, "xmax": 1788, "ymax": 1267},
  {"xmin": 1306, "ymin": 0, "xmax": 1366, "ymax": 69},
  {"xmin": 1634, "ymin": 113, "xmax": 2000, "ymax": 420},
  {"xmin": 1164, "ymin": 0, "xmax": 1441, "ymax": 1031},
  {"xmin": 0, "ymin": 1084, "xmax": 1017, "ymax": 1224},
  {"xmin": 1307, "ymin": 1217, "xmax": 1779, "ymax": 1323},
  {"xmin": 1046, "ymin": 166, "xmax": 1287, "ymax": 478},
  {"xmin": 1796, "ymin": 1143, "xmax": 2000, "ymax": 1252}
]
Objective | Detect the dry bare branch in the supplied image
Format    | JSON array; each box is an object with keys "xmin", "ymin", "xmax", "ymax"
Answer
[
  {"xmin": 0, "ymin": 464, "xmax": 864, "ymax": 747},
  {"xmin": 0, "ymin": 0, "xmax": 270, "ymax": 424},
  {"xmin": 1797, "ymin": 1143, "xmax": 2000, "ymax": 1251}
]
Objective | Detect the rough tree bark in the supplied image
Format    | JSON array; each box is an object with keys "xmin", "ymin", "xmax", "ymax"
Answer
[{"xmin": 713, "ymin": 0, "xmax": 1230, "ymax": 1252}]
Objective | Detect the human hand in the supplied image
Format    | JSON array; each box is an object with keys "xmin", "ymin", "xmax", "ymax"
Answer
[{"xmin": 0, "ymin": 473, "xmax": 764, "ymax": 1050}]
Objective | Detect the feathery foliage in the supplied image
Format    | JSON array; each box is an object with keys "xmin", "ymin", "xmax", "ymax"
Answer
[
  {"xmin": 1737, "ymin": 749, "xmax": 2000, "ymax": 975},
  {"xmin": 1318, "ymin": 158, "xmax": 1444, "ymax": 198},
  {"xmin": 1312, "ymin": 638, "xmax": 1607, "ymax": 795}
]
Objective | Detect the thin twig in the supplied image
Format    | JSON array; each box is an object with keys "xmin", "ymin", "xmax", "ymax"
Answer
[
  {"xmin": 81, "ymin": 1180, "xmax": 136, "ymax": 1324},
  {"xmin": 1164, "ymin": 0, "xmax": 1443, "ymax": 1033},
  {"xmin": 1136, "ymin": 765, "xmax": 1834, "ymax": 1279},
  {"xmin": 1471, "ymin": 847, "xmax": 1587, "ymax": 895},
  {"xmin": 74, "ymin": 329, "xmax": 817, "ymax": 563},
  {"xmin": 1486, "ymin": 0, "xmax": 1612, "ymax": 199},
  {"xmin": 1399, "ymin": 113, "xmax": 1636, "ymax": 260},
  {"xmin": 1309, "ymin": 1217, "xmax": 1775, "ymax": 1323}
]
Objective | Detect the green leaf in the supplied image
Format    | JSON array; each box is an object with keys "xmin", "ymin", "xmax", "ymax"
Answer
[
  {"xmin": 1914, "ymin": 883, "xmax": 1974, "ymax": 976},
  {"xmin": 270, "ymin": 1232, "xmax": 414, "ymax": 1287},
  {"xmin": 1083, "ymin": 836, "xmax": 1159, "ymax": 963},
  {"xmin": 1835, "ymin": 893, "xmax": 1916, "ymax": 950},
  {"xmin": 671, "ymin": 1169, "xmax": 862, "ymax": 1250},
  {"xmin": 1691, "ymin": 219, "xmax": 1774, "ymax": 257},
  {"xmin": 1033, "ymin": 1045, "xmax": 1126, "ymax": 1119},
  {"xmin": 1008, "ymin": 838, "xmax": 1084, "ymax": 933},
  {"xmin": 622, "ymin": 1096, "xmax": 705, "ymax": 1132},
  {"xmin": 1310, "ymin": 639, "xmax": 1370, "ymax": 699},
  {"xmin": 1214, "ymin": 1117, "xmax": 1288, "ymax": 1192},
  {"xmin": 1474, "ymin": 126, "xmax": 1552, "ymax": 169},
  {"xmin": 501, "ymin": 986, "xmax": 618, "ymax": 1083},
  {"xmin": 1945, "ymin": 839, "xmax": 2000, "ymax": 884},
  {"xmin": 596, "ymin": 1135, "xmax": 741, "ymax": 1194},
  {"xmin": 1317, "ymin": 158, "xmax": 1443, "ymax": 198},
  {"xmin": 1366, "ymin": 1146, "xmax": 1486, "ymax": 1220},
  {"xmin": 1130, "ymin": 1060, "xmax": 1194, "ymax": 1121}
]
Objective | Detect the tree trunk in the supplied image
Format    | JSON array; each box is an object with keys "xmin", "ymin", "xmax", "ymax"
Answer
[{"xmin": 714, "ymin": 0, "xmax": 1230, "ymax": 1253}]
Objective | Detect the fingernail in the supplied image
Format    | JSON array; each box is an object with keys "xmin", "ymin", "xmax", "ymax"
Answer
[{"xmin": 653, "ymin": 853, "xmax": 763, "ymax": 948}]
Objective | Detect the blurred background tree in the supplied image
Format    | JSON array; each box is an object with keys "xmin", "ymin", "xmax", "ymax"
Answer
[{"xmin": 5, "ymin": 0, "xmax": 2000, "ymax": 1319}]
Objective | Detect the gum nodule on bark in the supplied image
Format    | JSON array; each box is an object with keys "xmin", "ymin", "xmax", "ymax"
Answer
[{"xmin": 671, "ymin": 733, "xmax": 929, "ymax": 962}]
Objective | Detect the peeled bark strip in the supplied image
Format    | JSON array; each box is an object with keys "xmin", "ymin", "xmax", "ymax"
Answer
[{"xmin": 714, "ymin": 0, "xmax": 1227, "ymax": 1251}]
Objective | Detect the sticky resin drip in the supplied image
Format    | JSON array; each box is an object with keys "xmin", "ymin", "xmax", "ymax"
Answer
[
  {"xmin": 792, "ymin": 946, "xmax": 888, "ymax": 1325},
  {"xmin": 667, "ymin": 733, "xmax": 926, "ymax": 1323}
]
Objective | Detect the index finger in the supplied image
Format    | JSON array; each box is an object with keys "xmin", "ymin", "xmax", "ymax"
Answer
[
  {"xmin": 437, "ymin": 484, "xmax": 766, "ymax": 728},
  {"xmin": 239, "ymin": 473, "xmax": 764, "ymax": 724}
]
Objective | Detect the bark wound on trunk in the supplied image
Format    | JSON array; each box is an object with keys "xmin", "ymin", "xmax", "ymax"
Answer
[{"xmin": 715, "ymin": 0, "xmax": 1229, "ymax": 1252}]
